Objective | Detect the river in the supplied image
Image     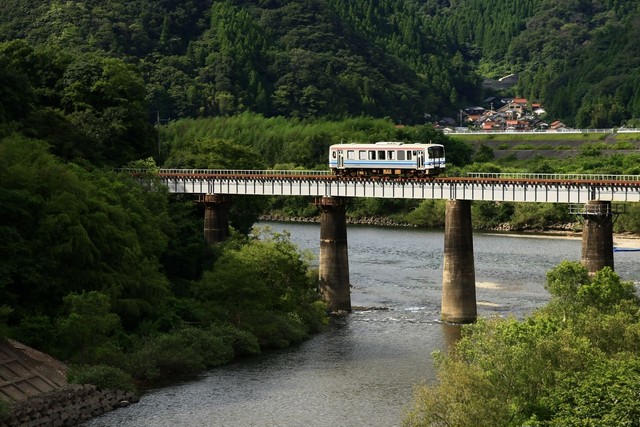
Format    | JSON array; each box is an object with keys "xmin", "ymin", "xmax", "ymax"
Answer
[{"xmin": 83, "ymin": 222, "xmax": 640, "ymax": 427}]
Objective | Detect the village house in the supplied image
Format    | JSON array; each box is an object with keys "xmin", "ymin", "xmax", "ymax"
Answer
[
  {"xmin": 498, "ymin": 98, "xmax": 528, "ymax": 119},
  {"xmin": 549, "ymin": 120, "xmax": 568, "ymax": 130},
  {"xmin": 432, "ymin": 96, "xmax": 558, "ymax": 132},
  {"xmin": 450, "ymin": 97, "xmax": 552, "ymax": 131}
]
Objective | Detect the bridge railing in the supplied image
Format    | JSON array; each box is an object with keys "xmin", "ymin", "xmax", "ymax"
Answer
[
  {"xmin": 121, "ymin": 168, "xmax": 332, "ymax": 177},
  {"xmin": 568, "ymin": 203, "xmax": 626, "ymax": 215},
  {"xmin": 466, "ymin": 172, "xmax": 640, "ymax": 182}
]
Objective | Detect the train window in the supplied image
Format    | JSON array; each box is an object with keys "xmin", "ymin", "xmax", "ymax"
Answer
[
  {"xmin": 359, "ymin": 150, "xmax": 367, "ymax": 160},
  {"xmin": 397, "ymin": 151, "xmax": 405, "ymax": 160},
  {"xmin": 428, "ymin": 146, "xmax": 443, "ymax": 158},
  {"xmin": 432, "ymin": 146, "xmax": 444, "ymax": 157},
  {"xmin": 347, "ymin": 150, "xmax": 355, "ymax": 160},
  {"xmin": 406, "ymin": 151, "xmax": 412, "ymax": 160},
  {"xmin": 377, "ymin": 150, "xmax": 385, "ymax": 160},
  {"xmin": 387, "ymin": 150, "xmax": 395, "ymax": 160},
  {"xmin": 332, "ymin": 151, "xmax": 337, "ymax": 158},
  {"xmin": 368, "ymin": 150, "xmax": 376, "ymax": 160}
]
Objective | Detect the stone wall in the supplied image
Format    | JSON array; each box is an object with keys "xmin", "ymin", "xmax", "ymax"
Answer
[{"xmin": 0, "ymin": 384, "xmax": 138, "ymax": 427}]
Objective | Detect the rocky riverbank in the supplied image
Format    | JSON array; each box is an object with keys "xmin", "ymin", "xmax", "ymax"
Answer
[
  {"xmin": 0, "ymin": 384, "xmax": 138, "ymax": 427},
  {"xmin": 260, "ymin": 214, "xmax": 418, "ymax": 227},
  {"xmin": 259, "ymin": 214, "xmax": 583, "ymax": 234}
]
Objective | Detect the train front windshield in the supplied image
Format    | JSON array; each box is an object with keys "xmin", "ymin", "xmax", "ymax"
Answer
[{"xmin": 428, "ymin": 146, "xmax": 445, "ymax": 158}]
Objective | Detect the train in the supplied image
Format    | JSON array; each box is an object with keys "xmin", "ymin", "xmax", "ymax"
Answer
[{"xmin": 328, "ymin": 142, "xmax": 445, "ymax": 177}]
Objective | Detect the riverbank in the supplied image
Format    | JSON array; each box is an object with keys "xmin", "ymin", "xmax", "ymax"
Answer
[
  {"xmin": 260, "ymin": 214, "xmax": 418, "ymax": 228},
  {"xmin": 259, "ymin": 214, "xmax": 640, "ymax": 249}
]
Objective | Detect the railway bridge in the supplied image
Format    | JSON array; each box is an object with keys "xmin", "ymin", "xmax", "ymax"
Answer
[{"xmin": 132, "ymin": 169, "xmax": 640, "ymax": 323}]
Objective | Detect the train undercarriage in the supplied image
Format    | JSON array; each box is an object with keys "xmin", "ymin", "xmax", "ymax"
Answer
[{"xmin": 332, "ymin": 168, "xmax": 441, "ymax": 178}]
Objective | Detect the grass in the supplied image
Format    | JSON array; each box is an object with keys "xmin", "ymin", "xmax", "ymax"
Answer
[{"xmin": 453, "ymin": 132, "xmax": 607, "ymax": 143}]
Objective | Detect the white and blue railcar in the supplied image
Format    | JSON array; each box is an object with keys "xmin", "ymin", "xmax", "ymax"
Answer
[{"xmin": 329, "ymin": 142, "xmax": 445, "ymax": 177}]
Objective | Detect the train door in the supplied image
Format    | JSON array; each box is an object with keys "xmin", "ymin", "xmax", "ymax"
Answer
[
  {"xmin": 337, "ymin": 149, "xmax": 345, "ymax": 169},
  {"xmin": 416, "ymin": 150, "xmax": 425, "ymax": 170}
]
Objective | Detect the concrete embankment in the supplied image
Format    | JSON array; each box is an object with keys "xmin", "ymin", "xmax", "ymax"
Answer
[
  {"xmin": 0, "ymin": 339, "xmax": 138, "ymax": 427},
  {"xmin": 0, "ymin": 384, "xmax": 138, "ymax": 427}
]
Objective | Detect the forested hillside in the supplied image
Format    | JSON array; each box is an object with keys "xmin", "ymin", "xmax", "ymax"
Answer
[
  {"xmin": 0, "ymin": 0, "xmax": 471, "ymax": 126},
  {"xmin": 432, "ymin": 0, "xmax": 640, "ymax": 127},
  {"xmin": 2, "ymin": 0, "xmax": 640, "ymax": 130}
]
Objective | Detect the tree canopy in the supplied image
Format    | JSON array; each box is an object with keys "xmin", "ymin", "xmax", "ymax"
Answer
[
  {"xmin": 3, "ymin": 0, "xmax": 638, "ymax": 127},
  {"xmin": 404, "ymin": 262, "xmax": 640, "ymax": 427}
]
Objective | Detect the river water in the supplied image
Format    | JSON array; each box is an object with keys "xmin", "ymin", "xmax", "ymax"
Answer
[{"xmin": 84, "ymin": 222, "xmax": 640, "ymax": 427}]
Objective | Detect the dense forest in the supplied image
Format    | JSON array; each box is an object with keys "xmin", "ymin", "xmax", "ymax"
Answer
[
  {"xmin": 2, "ymin": 0, "xmax": 640, "ymax": 420},
  {"xmin": 2, "ymin": 0, "xmax": 640, "ymax": 128}
]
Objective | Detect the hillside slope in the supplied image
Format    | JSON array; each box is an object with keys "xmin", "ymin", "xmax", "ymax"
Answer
[{"xmin": 1, "ymin": 0, "xmax": 639, "ymax": 127}]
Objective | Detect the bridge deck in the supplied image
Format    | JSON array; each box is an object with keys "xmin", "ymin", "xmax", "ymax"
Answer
[{"xmin": 131, "ymin": 170, "xmax": 640, "ymax": 203}]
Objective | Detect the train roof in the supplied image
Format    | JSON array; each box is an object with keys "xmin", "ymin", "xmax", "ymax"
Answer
[{"xmin": 330, "ymin": 142, "xmax": 443, "ymax": 149}]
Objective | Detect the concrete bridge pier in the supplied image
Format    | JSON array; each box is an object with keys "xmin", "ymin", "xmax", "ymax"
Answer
[
  {"xmin": 580, "ymin": 200, "xmax": 614, "ymax": 275},
  {"xmin": 441, "ymin": 199, "xmax": 477, "ymax": 323},
  {"xmin": 315, "ymin": 196, "xmax": 351, "ymax": 312},
  {"xmin": 202, "ymin": 194, "xmax": 231, "ymax": 244}
]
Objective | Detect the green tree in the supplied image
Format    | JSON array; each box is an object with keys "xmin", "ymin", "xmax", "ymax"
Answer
[
  {"xmin": 62, "ymin": 54, "xmax": 155, "ymax": 165},
  {"xmin": 405, "ymin": 262, "xmax": 640, "ymax": 427},
  {"xmin": 576, "ymin": 266, "xmax": 638, "ymax": 311},
  {"xmin": 194, "ymin": 227, "xmax": 325, "ymax": 347},
  {"xmin": 541, "ymin": 357, "xmax": 640, "ymax": 427},
  {"xmin": 164, "ymin": 136, "xmax": 268, "ymax": 234},
  {"xmin": 57, "ymin": 291, "xmax": 122, "ymax": 363},
  {"xmin": 0, "ymin": 135, "xmax": 171, "ymax": 330},
  {"xmin": 0, "ymin": 55, "xmax": 33, "ymax": 127}
]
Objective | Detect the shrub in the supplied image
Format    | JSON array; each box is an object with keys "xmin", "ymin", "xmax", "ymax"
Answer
[
  {"xmin": 405, "ymin": 200, "xmax": 446, "ymax": 228},
  {"xmin": 12, "ymin": 315, "xmax": 56, "ymax": 354},
  {"xmin": 299, "ymin": 300, "xmax": 329, "ymax": 334},
  {"xmin": 472, "ymin": 144, "xmax": 494, "ymax": 162},
  {"xmin": 208, "ymin": 323, "xmax": 261, "ymax": 356},
  {"xmin": 246, "ymin": 311, "xmax": 309, "ymax": 349},
  {"xmin": 512, "ymin": 143, "xmax": 536, "ymax": 149},
  {"xmin": 614, "ymin": 141, "xmax": 635, "ymax": 149},
  {"xmin": 541, "ymin": 356, "xmax": 640, "ymax": 427},
  {"xmin": 67, "ymin": 364, "xmax": 136, "ymax": 392},
  {"xmin": 472, "ymin": 201, "xmax": 514, "ymax": 229},
  {"xmin": 126, "ymin": 327, "xmax": 235, "ymax": 381}
]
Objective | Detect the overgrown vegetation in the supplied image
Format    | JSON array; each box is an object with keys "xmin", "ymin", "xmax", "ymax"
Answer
[
  {"xmin": 404, "ymin": 261, "xmax": 640, "ymax": 427},
  {"xmin": 0, "ymin": 136, "xmax": 327, "ymax": 392}
]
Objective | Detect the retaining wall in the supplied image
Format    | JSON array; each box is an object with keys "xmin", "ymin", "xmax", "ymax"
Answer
[{"xmin": 0, "ymin": 384, "xmax": 138, "ymax": 427}]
